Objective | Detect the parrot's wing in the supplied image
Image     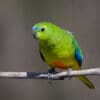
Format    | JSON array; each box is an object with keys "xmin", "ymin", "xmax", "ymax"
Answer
[
  {"xmin": 67, "ymin": 30, "xmax": 83, "ymax": 66},
  {"xmin": 39, "ymin": 50, "xmax": 46, "ymax": 62},
  {"xmin": 75, "ymin": 48, "xmax": 83, "ymax": 66},
  {"xmin": 66, "ymin": 30, "xmax": 83, "ymax": 66}
]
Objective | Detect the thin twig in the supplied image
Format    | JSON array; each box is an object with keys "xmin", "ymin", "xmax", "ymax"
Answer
[{"xmin": 0, "ymin": 68, "xmax": 99, "ymax": 80}]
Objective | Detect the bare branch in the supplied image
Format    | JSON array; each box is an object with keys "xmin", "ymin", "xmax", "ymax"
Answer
[{"xmin": 0, "ymin": 68, "xmax": 100, "ymax": 80}]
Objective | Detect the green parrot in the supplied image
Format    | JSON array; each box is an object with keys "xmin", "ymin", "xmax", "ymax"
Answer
[{"xmin": 32, "ymin": 22, "xmax": 95, "ymax": 89}]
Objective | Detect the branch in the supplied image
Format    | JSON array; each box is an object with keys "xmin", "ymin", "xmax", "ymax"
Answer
[{"xmin": 0, "ymin": 68, "xmax": 99, "ymax": 80}]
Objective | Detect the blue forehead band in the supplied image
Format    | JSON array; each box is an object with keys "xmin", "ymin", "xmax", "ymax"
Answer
[{"xmin": 32, "ymin": 26, "xmax": 39, "ymax": 31}]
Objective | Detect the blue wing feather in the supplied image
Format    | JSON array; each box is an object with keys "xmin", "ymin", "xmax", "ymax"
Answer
[
  {"xmin": 75, "ymin": 48, "xmax": 83, "ymax": 66},
  {"xmin": 71, "ymin": 35, "xmax": 83, "ymax": 66}
]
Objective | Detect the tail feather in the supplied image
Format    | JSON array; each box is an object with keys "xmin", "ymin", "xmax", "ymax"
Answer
[{"xmin": 78, "ymin": 76, "xmax": 95, "ymax": 89}]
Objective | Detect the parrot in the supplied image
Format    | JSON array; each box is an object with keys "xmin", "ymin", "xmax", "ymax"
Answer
[{"xmin": 32, "ymin": 22, "xmax": 95, "ymax": 89}]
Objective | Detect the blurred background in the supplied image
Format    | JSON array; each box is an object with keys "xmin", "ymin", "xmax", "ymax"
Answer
[{"xmin": 0, "ymin": 0, "xmax": 100, "ymax": 100}]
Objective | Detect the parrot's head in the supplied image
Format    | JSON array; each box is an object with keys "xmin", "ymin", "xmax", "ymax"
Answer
[{"xmin": 32, "ymin": 22, "xmax": 59, "ymax": 41}]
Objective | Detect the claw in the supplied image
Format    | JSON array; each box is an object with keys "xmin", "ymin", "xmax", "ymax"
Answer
[
  {"xmin": 67, "ymin": 68, "xmax": 72, "ymax": 80},
  {"xmin": 47, "ymin": 68, "xmax": 55, "ymax": 84},
  {"xmin": 48, "ymin": 68, "xmax": 55, "ymax": 74}
]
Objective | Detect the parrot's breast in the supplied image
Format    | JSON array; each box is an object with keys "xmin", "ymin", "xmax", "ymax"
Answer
[
  {"xmin": 40, "ymin": 45, "xmax": 79, "ymax": 70},
  {"xmin": 39, "ymin": 33, "xmax": 81, "ymax": 70},
  {"xmin": 51, "ymin": 60, "xmax": 68, "ymax": 70}
]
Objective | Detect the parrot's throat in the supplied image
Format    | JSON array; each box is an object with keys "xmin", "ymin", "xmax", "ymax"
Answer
[{"xmin": 39, "ymin": 40, "xmax": 55, "ymax": 51}]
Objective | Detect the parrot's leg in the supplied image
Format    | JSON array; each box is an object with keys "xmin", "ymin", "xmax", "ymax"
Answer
[
  {"xmin": 47, "ymin": 68, "xmax": 65, "ymax": 80},
  {"xmin": 67, "ymin": 68, "xmax": 72, "ymax": 80},
  {"xmin": 48, "ymin": 68, "xmax": 55, "ymax": 74},
  {"xmin": 47, "ymin": 68, "xmax": 55, "ymax": 84},
  {"xmin": 47, "ymin": 68, "xmax": 55, "ymax": 79}
]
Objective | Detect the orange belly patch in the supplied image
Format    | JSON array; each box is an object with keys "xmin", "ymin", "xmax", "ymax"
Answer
[{"xmin": 52, "ymin": 61, "xmax": 68, "ymax": 70}]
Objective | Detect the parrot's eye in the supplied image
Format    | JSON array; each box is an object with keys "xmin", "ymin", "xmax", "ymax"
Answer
[{"xmin": 40, "ymin": 28, "xmax": 45, "ymax": 32}]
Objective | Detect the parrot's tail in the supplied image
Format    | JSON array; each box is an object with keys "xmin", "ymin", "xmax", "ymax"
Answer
[{"xmin": 78, "ymin": 76, "xmax": 95, "ymax": 89}]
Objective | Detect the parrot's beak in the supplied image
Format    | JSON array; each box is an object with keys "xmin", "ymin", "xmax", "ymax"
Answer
[
  {"xmin": 32, "ymin": 26, "xmax": 39, "ymax": 39},
  {"xmin": 32, "ymin": 31, "xmax": 37, "ymax": 39}
]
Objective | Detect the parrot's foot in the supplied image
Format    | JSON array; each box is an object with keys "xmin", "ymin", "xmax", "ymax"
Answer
[
  {"xmin": 48, "ymin": 68, "xmax": 55, "ymax": 74},
  {"xmin": 47, "ymin": 68, "xmax": 55, "ymax": 84},
  {"xmin": 47, "ymin": 68, "xmax": 55, "ymax": 79},
  {"xmin": 67, "ymin": 68, "xmax": 72, "ymax": 80}
]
